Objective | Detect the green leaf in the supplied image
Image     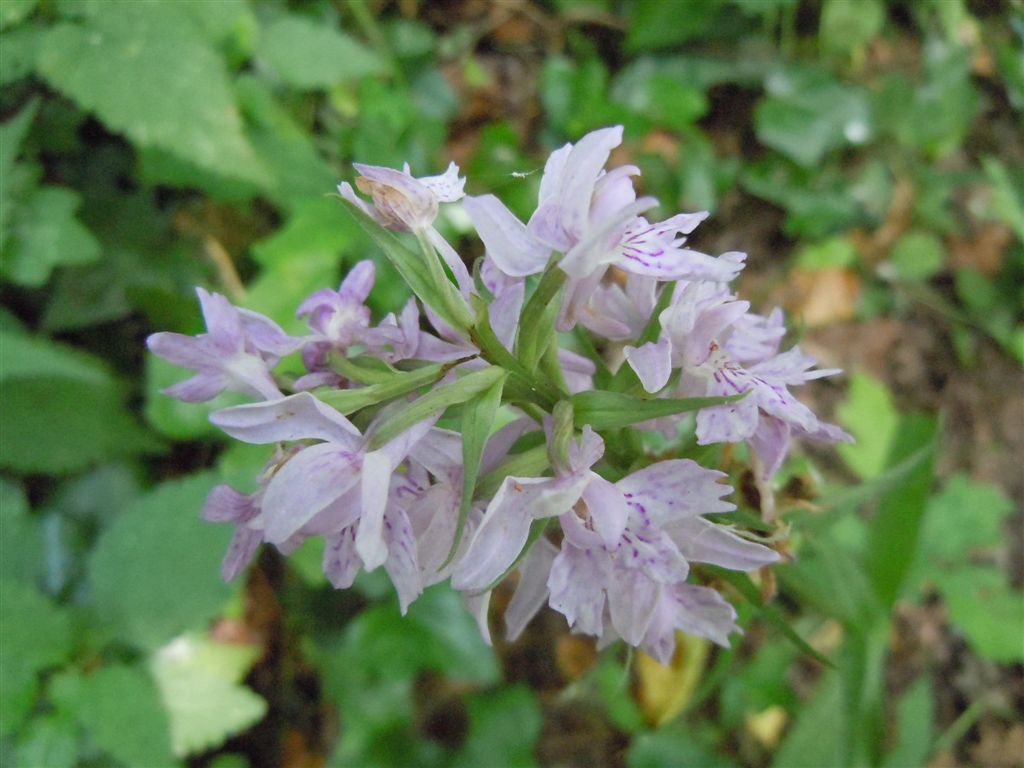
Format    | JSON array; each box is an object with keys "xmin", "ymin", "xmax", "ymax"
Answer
[
  {"xmin": 571, "ymin": 390, "xmax": 741, "ymax": 430},
  {"xmin": 51, "ymin": 664, "xmax": 175, "ymax": 767},
  {"xmin": 625, "ymin": 0, "xmax": 720, "ymax": 52},
  {"xmin": 2, "ymin": 185, "xmax": 101, "ymax": 286},
  {"xmin": 0, "ymin": 0, "xmax": 36, "ymax": 30},
  {"xmin": 151, "ymin": 633, "xmax": 267, "ymax": 757},
  {"xmin": 707, "ymin": 567, "xmax": 833, "ymax": 668},
  {"xmin": 448, "ymin": 372, "xmax": 506, "ymax": 565},
  {"xmin": 0, "ymin": 329, "xmax": 111, "ymax": 385},
  {"xmin": 317, "ymin": 361, "xmax": 452, "ymax": 415},
  {"xmin": 0, "ymin": 376, "xmax": 157, "ymax": 474},
  {"xmin": 345, "ymin": 203, "xmax": 473, "ymax": 333},
  {"xmin": 0, "ymin": 581, "xmax": 73, "ymax": 735},
  {"xmin": 261, "ymin": 15, "xmax": 387, "ymax": 89},
  {"xmin": 89, "ymin": 473, "xmax": 234, "ymax": 649},
  {"xmin": 888, "ymin": 231, "xmax": 945, "ymax": 282},
  {"xmin": 754, "ymin": 68, "xmax": 871, "ymax": 166},
  {"xmin": 628, "ymin": 727, "xmax": 736, "ymax": 768},
  {"xmin": 836, "ymin": 372, "xmax": 899, "ymax": 480},
  {"xmin": 14, "ymin": 715, "xmax": 78, "ymax": 768},
  {"xmin": 0, "ymin": 98, "xmax": 39, "ymax": 245},
  {"xmin": 772, "ymin": 671, "xmax": 844, "ymax": 768},
  {"xmin": 819, "ymin": 0, "xmax": 884, "ymax": 59},
  {"xmin": 0, "ymin": 23, "xmax": 43, "ymax": 86},
  {"xmin": 937, "ymin": 567, "xmax": 1024, "ymax": 663},
  {"xmin": 916, "ymin": 474, "xmax": 1013, "ymax": 566},
  {"xmin": 515, "ymin": 266, "xmax": 565, "ymax": 373},
  {"xmin": 368, "ymin": 366, "xmax": 505, "ymax": 450},
  {"xmin": 37, "ymin": 4, "xmax": 268, "ymax": 185},
  {"xmin": 336, "ymin": 584, "xmax": 500, "ymax": 684},
  {"xmin": 453, "ymin": 686, "xmax": 542, "ymax": 768},
  {"xmin": 882, "ymin": 676, "xmax": 934, "ymax": 768},
  {"xmin": 865, "ymin": 412, "xmax": 939, "ymax": 608},
  {"xmin": 794, "ymin": 237, "xmax": 859, "ymax": 271},
  {"xmin": 0, "ymin": 478, "xmax": 43, "ymax": 588},
  {"xmin": 981, "ymin": 156, "xmax": 1024, "ymax": 243}
]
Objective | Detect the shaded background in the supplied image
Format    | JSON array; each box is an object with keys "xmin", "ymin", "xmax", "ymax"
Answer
[{"xmin": 1, "ymin": 0, "xmax": 1022, "ymax": 766}]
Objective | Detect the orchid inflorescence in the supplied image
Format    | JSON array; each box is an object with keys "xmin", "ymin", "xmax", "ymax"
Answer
[{"xmin": 148, "ymin": 126, "xmax": 851, "ymax": 664}]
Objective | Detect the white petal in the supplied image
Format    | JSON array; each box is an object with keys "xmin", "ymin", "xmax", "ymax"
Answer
[{"xmin": 355, "ymin": 449, "xmax": 393, "ymax": 570}]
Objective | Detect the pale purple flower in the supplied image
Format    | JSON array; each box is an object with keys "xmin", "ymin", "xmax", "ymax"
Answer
[
  {"xmin": 147, "ymin": 288, "xmax": 297, "ymax": 402},
  {"xmin": 209, "ymin": 392, "xmax": 435, "ymax": 577},
  {"xmin": 463, "ymin": 126, "xmax": 742, "ymax": 330}
]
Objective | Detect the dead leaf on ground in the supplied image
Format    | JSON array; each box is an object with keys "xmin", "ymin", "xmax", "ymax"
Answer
[{"xmin": 788, "ymin": 267, "xmax": 862, "ymax": 327}]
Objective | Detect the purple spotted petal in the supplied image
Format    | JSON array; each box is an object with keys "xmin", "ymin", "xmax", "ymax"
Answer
[
  {"xmin": 616, "ymin": 459, "xmax": 735, "ymax": 524},
  {"xmin": 323, "ymin": 525, "xmax": 360, "ymax": 589},
  {"xmin": 451, "ymin": 476, "xmax": 550, "ymax": 591},
  {"xmin": 262, "ymin": 444, "xmax": 361, "ymax": 544},
  {"xmin": 417, "ymin": 161, "xmax": 465, "ymax": 202},
  {"xmin": 607, "ymin": 563, "xmax": 661, "ymax": 646},
  {"xmin": 163, "ymin": 371, "xmax": 230, "ymax": 403},
  {"xmin": 547, "ymin": 544, "xmax": 610, "ymax": 637},
  {"xmin": 384, "ymin": 508, "xmax": 422, "ymax": 614}
]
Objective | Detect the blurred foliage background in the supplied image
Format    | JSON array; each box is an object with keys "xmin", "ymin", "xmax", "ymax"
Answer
[{"xmin": 1, "ymin": 0, "xmax": 1022, "ymax": 766}]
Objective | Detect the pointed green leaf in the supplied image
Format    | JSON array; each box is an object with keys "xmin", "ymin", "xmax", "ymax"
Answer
[
  {"xmin": 865, "ymin": 412, "xmax": 939, "ymax": 608},
  {"xmin": 344, "ymin": 203, "xmax": 473, "ymax": 333},
  {"xmin": 368, "ymin": 366, "xmax": 505, "ymax": 450},
  {"xmin": 444, "ymin": 372, "xmax": 506, "ymax": 566},
  {"xmin": 514, "ymin": 266, "xmax": 564, "ymax": 372},
  {"xmin": 571, "ymin": 390, "xmax": 742, "ymax": 430},
  {"xmin": 317, "ymin": 360, "xmax": 454, "ymax": 415},
  {"xmin": 706, "ymin": 567, "xmax": 833, "ymax": 669}
]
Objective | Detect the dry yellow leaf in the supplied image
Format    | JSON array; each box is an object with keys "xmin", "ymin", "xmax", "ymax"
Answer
[{"xmin": 635, "ymin": 632, "xmax": 709, "ymax": 727}]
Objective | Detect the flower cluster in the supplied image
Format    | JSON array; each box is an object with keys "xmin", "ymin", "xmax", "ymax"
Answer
[{"xmin": 149, "ymin": 126, "xmax": 850, "ymax": 664}]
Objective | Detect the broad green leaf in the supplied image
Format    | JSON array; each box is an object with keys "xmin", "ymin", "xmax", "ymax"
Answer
[
  {"xmin": 151, "ymin": 633, "xmax": 267, "ymax": 757},
  {"xmin": 368, "ymin": 366, "xmax": 505, "ymax": 450},
  {"xmin": 0, "ymin": 478, "xmax": 43, "ymax": 588},
  {"xmin": 453, "ymin": 686, "xmax": 542, "ymax": 768},
  {"xmin": 882, "ymin": 676, "xmax": 934, "ymax": 768},
  {"xmin": 795, "ymin": 237, "xmax": 858, "ymax": 271},
  {"xmin": 754, "ymin": 68, "xmax": 871, "ymax": 166},
  {"xmin": 865, "ymin": 412, "xmax": 939, "ymax": 608},
  {"xmin": 449, "ymin": 372, "xmax": 506, "ymax": 564},
  {"xmin": 937, "ymin": 567, "xmax": 1024, "ymax": 663},
  {"xmin": 629, "ymin": 727, "xmax": 736, "ymax": 768},
  {"xmin": 916, "ymin": 474, "xmax": 1013, "ymax": 566},
  {"xmin": 89, "ymin": 473, "xmax": 234, "ymax": 649},
  {"xmin": 771, "ymin": 671, "xmax": 844, "ymax": 768},
  {"xmin": 0, "ymin": 329, "xmax": 112, "ymax": 385},
  {"xmin": 0, "ymin": 23, "xmax": 43, "ymax": 86},
  {"xmin": 235, "ymin": 74, "xmax": 338, "ymax": 208},
  {"xmin": 888, "ymin": 231, "xmax": 945, "ymax": 282},
  {"xmin": 37, "ymin": 4, "xmax": 269, "ymax": 185},
  {"xmin": 836, "ymin": 372, "xmax": 898, "ymax": 480},
  {"xmin": 334, "ymin": 583, "xmax": 499, "ymax": 685},
  {"xmin": 14, "ymin": 715, "xmax": 78, "ymax": 768},
  {"xmin": 625, "ymin": 0, "xmax": 720, "ymax": 52},
  {"xmin": 819, "ymin": 0, "xmax": 884, "ymax": 59},
  {"xmin": 2, "ymin": 186, "xmax": 100, "ymax": 286},
  {"xmin": 50, "ymin": 664, "xmax": 175, "ymax": 767},
  {"xmin": 260, "ymin": 15, "xmax": 387, "ymax": 89},
  {"xmin": 571, "ymin": 390, "xmax": 741, "ymax": 430},
  {"xmin": 0, "ymin": 98, "xmax": 39, "ymax": 245},
  {"xmin": 0, "ymin": 376, "xmax": 157, "ymax": 474},
  {"xmin": 0, "ymin": 0, "xmax": 36, "ymax": 30},
  {"xmin": 0, "ymin": 581, "xmax": 73, "ymax": 735}
]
